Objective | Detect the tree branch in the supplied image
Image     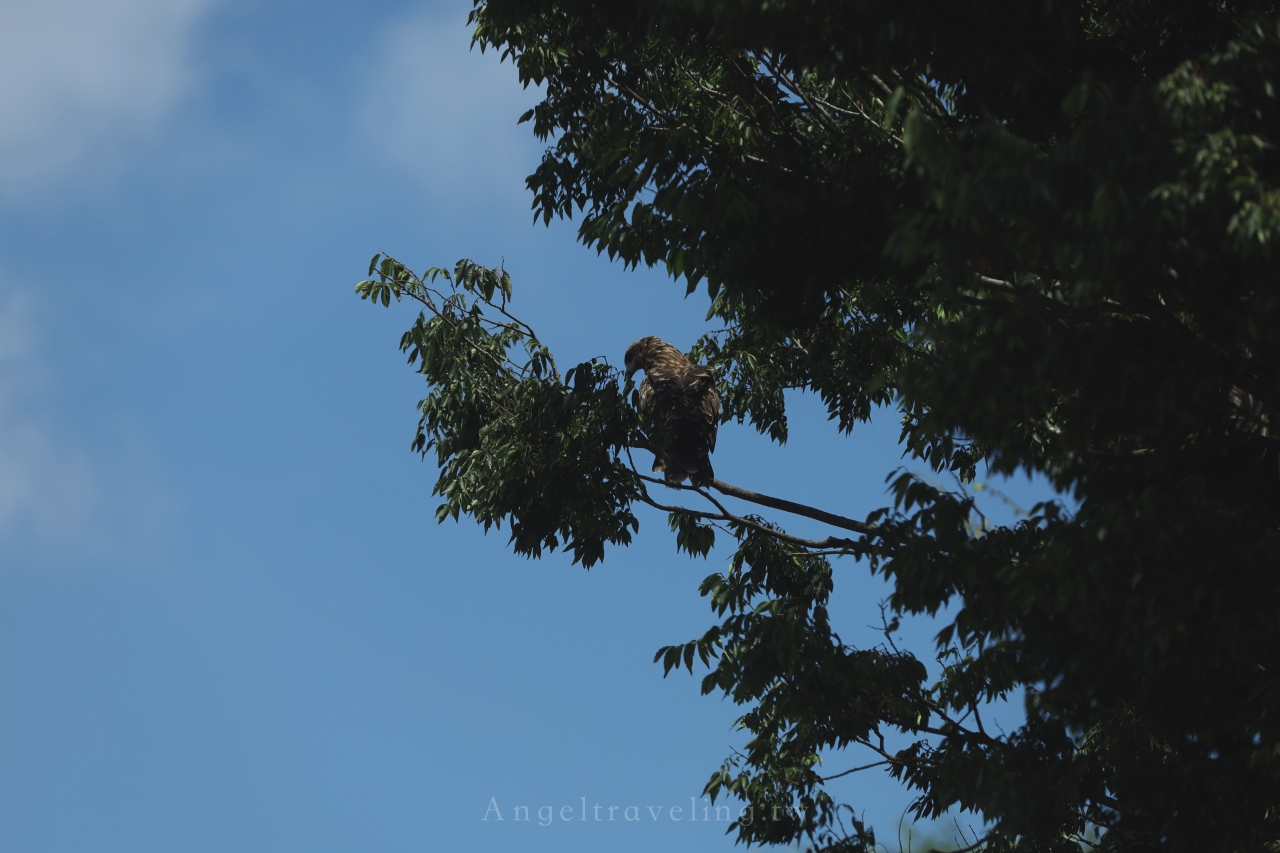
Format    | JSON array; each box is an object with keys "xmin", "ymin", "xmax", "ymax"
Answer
[
  {"xmin": 709, "ymin": 478, "xmax": 877, "ymax": 535},
  {"xmin": 821, "ymin": 759, "xmax": 893, "ymax": 781},
  {"xmin": 627, "ymin": 438, "xmax": 877, "ymax": 536},
  {"xmin": 635, "ymin": 489, "xmax": 859, "ymax": 551}
]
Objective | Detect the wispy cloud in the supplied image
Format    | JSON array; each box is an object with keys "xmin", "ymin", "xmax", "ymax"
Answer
[
  {"xmin": 0, "ymin": 290, "xmax": 174, "ymax": 568},
  {"xmin": 358, "ymin": 6, "xmax": 542, "ymax": 202},
  {"xmin": 0, "ymin": 0, "xmax": 216, "ymax": 198}
]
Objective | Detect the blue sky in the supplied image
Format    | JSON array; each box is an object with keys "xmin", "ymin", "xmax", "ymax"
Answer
[{"xmin": 0, "ymin": 3, "xmax": 1044, "ymax": 851}]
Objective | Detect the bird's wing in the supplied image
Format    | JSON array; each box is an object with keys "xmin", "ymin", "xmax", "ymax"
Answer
[
  {"xmin": 638, "ymin": 372, "xmax": 682, "ymax": 431},
  {"xmin": 643, "ymin": 366, "xmax": 685, "ymax": 418},
  {"xmin": 676, "ymin": 365, "xmax": 720, "ymax": 451},
  {"xmin": 704, "ymin": 385, "xmax": 720, "ymax": 453}
]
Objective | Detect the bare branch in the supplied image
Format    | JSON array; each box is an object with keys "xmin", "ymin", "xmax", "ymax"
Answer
[
  {"xmin": 710, "ymin": 478, "xmax": 877, "ymax": 535},
  {"xmin": 863, "ymin": 71, "xmax": 896, "ymax": 98},
  {"xmin": 635, "ymin": 490, "xmax": 859, "ymax": 551},
  {"xmin": 478, "ymin": 293, "xmax": 561, "ymax": 382},
  {"xmin": 821, "ymin": 759, "xmax": 893, "ymax": 781},
  {"xmin": 627, "ymin": 437, "xmax": 875, "ymax": 537},
  {"xmin": 887, "ymin": 68, "xmax": 956, "ymax": 123}
]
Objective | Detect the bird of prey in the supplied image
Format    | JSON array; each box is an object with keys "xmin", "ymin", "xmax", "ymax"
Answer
[{"xmin": 624, "ymin": 336, "xmax": 720, "ymax": 487}]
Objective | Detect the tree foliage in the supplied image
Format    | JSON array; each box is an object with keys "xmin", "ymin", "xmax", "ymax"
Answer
[{"xmin": 360, "ymin": 2, "xmax": 1280, "ymax": 851}]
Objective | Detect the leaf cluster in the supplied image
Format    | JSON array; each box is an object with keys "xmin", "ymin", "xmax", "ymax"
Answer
[
  {"xmin": 360, "ymin": 3, "xmax": 1280, "ymax": 852},
  {"xmin": 358, "ymin": 255, "xmax": 641, "ymax": 566}
]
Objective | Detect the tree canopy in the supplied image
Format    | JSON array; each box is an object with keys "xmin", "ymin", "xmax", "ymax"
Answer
[{"xmin": 358, "ymin": 2, "xmax": 1280, "ymax": 851}]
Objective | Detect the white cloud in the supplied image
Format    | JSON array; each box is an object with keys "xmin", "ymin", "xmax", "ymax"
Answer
[
  {"xmin": 0, "ymin": 0, "xmax": 215, "ymax": 197},
  {"xmin": 358, "ymin": 6, "xmax": 542, "ymax": 199},
  {"xmin": 0, "ymin": 291, "xmax": 173, "ymax": 567}
]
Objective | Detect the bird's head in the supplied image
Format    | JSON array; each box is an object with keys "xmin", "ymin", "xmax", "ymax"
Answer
[{"xmin": 624, "ymin": 336, "xmax": 661, "ymax": 377}]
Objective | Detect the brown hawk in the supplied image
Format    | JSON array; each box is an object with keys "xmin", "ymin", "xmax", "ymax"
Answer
[{"xmin": 624, "ymin": 336, "xmax": 720, "ymax": 487}]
